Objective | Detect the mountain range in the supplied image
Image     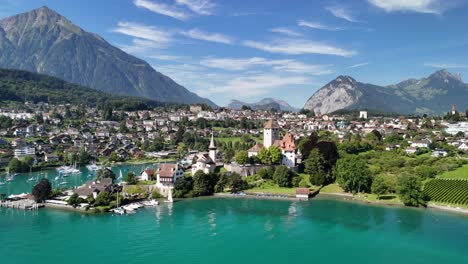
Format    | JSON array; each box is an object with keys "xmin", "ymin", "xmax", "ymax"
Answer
[
  {"xmin": 227, "ymin": 98, "xmax": 298, "ymax": 112},
  {"xmin": 0, "ymin": 6, "xmax": 216, "ymax": 107},
  {"xmin": 304, "ymin": 70, "xmax": 468, "ymax": 115}
]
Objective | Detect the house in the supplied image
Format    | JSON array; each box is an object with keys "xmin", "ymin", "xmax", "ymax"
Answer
[
  {"xmin": 156, "ymin": 164, "xmax": 184, "ymax": 188},
  {"xmin": 405, "ymin": 146, "xmax": 418, "ymax": 154},
  {"xmin": 140, "ymin": 168, "xmax": 155, "ymax": 181},
  {"xmin": 410, "ymin": 140, "xmax": 430, "ymax": 148},
  {"xmin": 296, "ymin": 188, "xmax": 310, "ymax": 200},
  {"xmin": 44, "ymin": 153, "xmax": 60, "ymax": 162},
  {"xmin": 248, "ymin": 143, "xmax": 264, "ymax": 158},
  {"xmin": 458, "ymin": 143, "xmax": 468, "ymax": 152},
  {"xmin": 73, "ymin": 178, "xmax": 113, "ymax": 199},
  {"xmin": 14, "ymin": 147, "xmax": 36, "ymax": 159},
  {"xmin": 431, "ymin": 149, "xmax": 448, "ymax": 157}
]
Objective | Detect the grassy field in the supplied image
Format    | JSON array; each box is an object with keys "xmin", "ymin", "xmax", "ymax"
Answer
[
  {"xmin": 246, "ymin": 187, "xmax": 296, "ymax": 195},
  {"xmin": 438, "ymin": 165, "xmax": 468, "ymax": 179},
  {"xmin": 353, "ymin": 193, "xmax": 401, "ymax": 205},
  {"xmin": 216, "ymin": 137, "xmax": 262, "ymax": 143},
  {"xmin": 320, "ymin": 183, "xmax": 345, "ymax": 193}
]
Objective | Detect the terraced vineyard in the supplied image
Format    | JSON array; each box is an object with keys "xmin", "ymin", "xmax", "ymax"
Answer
[{"xmin": 424, "ymin": 179, "xmax": 468, "ymax": 205}]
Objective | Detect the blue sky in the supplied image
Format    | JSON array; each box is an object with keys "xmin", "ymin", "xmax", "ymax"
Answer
[{"xmin": 1, "ymin": 0, "xmax": 468, "ymax": 107}]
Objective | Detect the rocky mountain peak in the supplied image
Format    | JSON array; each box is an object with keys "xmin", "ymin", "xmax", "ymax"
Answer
[{"xmin": 429, "ymin": 69, "xmax": 462, "ymax": 82}]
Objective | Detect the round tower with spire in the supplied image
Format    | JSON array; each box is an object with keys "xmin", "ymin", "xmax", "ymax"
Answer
[{"xmin": 209, "ymin": 132, "xmax": 217, "ymax": 162}]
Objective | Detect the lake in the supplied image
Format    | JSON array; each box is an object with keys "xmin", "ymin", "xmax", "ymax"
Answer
[{"xmin": 0, "ymin": 197, "xmax": 467, "ymax": 264}]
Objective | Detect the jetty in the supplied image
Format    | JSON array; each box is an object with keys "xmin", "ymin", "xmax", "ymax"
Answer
[{"xmin": 0, "ymin": 199, "xmax": 42, "ymax": 210}]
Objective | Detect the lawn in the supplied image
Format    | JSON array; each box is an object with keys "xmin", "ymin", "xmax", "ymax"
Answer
[
  {"xmin": 246, "ymin": 187, "xmax": 296, "ymax": 195},
  {"xmin": 438, "ymin": 165, "xmax": 468, "ymax": 179},
  {"xmin": 354, "ymin": 193, "xmax": 402, "ymax": 205},
  {"xmin": 320, "ymin": 183, "xmax": 345, "ymax": 193},
  {"xmin": 216, "ymin": 136, "xmax": 262, "ymax": 144}
]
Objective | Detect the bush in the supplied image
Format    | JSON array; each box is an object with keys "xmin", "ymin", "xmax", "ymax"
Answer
[{"xmin": 151, "ymin": 189, "xmax": 163, "ymax": 199}]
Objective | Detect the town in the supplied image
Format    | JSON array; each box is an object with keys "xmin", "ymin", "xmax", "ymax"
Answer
[{"xmin": 1, "ymin": 101, "xmax": 467, "ymax": 214}]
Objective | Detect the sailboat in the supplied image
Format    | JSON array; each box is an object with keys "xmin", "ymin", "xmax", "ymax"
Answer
[
  {"xmin": 27, "ymin": 168, "xmax": 35, "ymax": 182},
  {"xmin": 6, "ymin": 172, "xmax": 15, "ymax": 182},
  {"xmin": 113, "ymin": 188, "xmax": 125, "ymax": 215},
  {"xmin": 0, "ymin": 175, "xmax": 5, "ymax": 186},
  {"xmin": 165, "ymin": 188, "xmax": 173, "ymax": 203},
  {"xmin": 118, "ymin": 169, "xmax": 123, "ymax": 181}
]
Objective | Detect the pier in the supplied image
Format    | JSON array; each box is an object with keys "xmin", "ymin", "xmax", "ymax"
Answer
[{"xmin": 0, "ymin": 199, "xmax": 43, "ymax": 210}]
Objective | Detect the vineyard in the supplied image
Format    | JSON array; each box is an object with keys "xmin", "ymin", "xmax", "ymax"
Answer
[{"xmin": 424, "ymin": 179, "xmax": 468, "ymax": 205}]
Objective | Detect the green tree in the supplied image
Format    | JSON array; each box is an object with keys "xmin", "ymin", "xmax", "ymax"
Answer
[
  {"xmin": 304, "ymin": 149, "xmax": 327, "ymax": 186},
  {"xmin": 32, "ymin": 178, "xmax": 52, "ymax": 202},
  {"xmin": 269, "ymin": 146, "xmax": 282, "ymax": 165},
  {"xmin": 397, "ymin": 175, "xmax": 427, "ymax": 207},
  {"xmin": 151, "ymin": 189, "xmax": 162, "ymax": 199},
  {"xmin": 173, "ymin": 176, "xmax": 194, "ymax": 198},
  {"xmin": 78, "ymin": 149, "xmax": 91, "ymax": 165},
  {"xmin": 125, "ymin": 172, "xmax": 138, "ymax": 185},
  {"xmin": 257, "ymin": 168, "xmax": 271, "ymax": 179},
  {"xmin": 67, "ymin": 193, "xmax": 83, "ymax": 207},
  {"xmin": 8, "ymin": 158, "xmax": 25, "ymax": 173},
  {"xmin": 258, "ymin": 147, "xmax": 271, "ymax": 164},
  {"xmin": 229, "ymin": 173, "xmax": 248, "ymax": 193},
  {"xmin": 273, "ymin": 165, "xmax": 293, "ymax": 187},
  {"xmin": 96, "ymin": 168, "xmax": 116, "ymax": 182},
  {"xmin": 371, "ymin": 174, "xmax": 395, "ymax": 198},
  {"xmin": 95, "ymin": 191, "xmax": 112, "ymax": 206},
  {"xmin": 336, "ymin": 156, "xmax": 372, "ymax": 193},
  {"xmin": 235, "ymin": 150, "xmax": 249, "ymax": 165},
  {"xmin": 193, "ymin": 170, "xmax": 213, "ymax": 196}
]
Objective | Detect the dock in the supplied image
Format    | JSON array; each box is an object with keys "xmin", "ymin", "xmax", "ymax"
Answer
[{"xmin": 0, "ymin": 199, "xmax": 43, "ymax": 210}]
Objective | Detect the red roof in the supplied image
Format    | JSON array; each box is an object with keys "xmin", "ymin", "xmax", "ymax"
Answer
[{"xmin": 158, "ymin": 164, "xmax": 177, "ymax": 178}]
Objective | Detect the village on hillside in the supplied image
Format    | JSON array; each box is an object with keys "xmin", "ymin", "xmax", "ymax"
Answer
[{"xmin": 1, "ymin": 102, "xmax": 468, "ymax": 213}]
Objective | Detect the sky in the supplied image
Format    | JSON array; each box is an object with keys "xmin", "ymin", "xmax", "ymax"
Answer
[{"xmin": 1, "ymin": 0, "xmax": 468, "ymax": 107}]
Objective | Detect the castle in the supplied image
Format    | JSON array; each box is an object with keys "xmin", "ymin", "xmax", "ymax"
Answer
[{"xmin": 248, "ymin": 119, "xmax": 299, "ymax": 168}]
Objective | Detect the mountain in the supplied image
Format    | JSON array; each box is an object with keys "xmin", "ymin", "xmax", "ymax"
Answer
[
  {"xmin": 0, "ymin": 6, "xmax": 216, "ymax": 107},
  {"xmin": 303, "ymin": 70, "xmax": 468, "ymax": 115},
  {"xmin": 0, "ymin": 68, "xmax": 169, "ymax": 110},
  {"xmin": 227, "ymin": 98, "xmax": 298, "ymax": 112}
]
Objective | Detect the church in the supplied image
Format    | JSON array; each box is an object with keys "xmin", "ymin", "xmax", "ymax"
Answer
[
  {"xmin": 191, "ymin": 133, "xmax": 217, "ymax": 175},
  {"xmin": 248, "ymin": 119, "xmax": 300, "ymax": 168}
]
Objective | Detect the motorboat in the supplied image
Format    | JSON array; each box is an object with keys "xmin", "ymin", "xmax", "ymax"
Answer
[
  {"xmin": 86, "ymin": 164, "xmax": 101, "ymax": 171},
  {"xmin": 142, "ymin": 200, "xmax": 159, "ymax": 207},
  {"xmin": 113, "ymin": 207, "xmax": 125, "ymax": 215}
]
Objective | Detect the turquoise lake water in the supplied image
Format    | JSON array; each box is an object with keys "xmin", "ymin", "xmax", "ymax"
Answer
[
  {"xmin": 0, "ymin": 163, "xmax": 156, "ymax": 196},
  {"xmin": 0, "ymin": 197, "xmax": 467, "ymax": 264}
]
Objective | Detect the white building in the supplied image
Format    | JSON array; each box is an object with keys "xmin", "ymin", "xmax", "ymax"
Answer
[
  {"xmin": 156, "ymin": 164, "xmax": 184, "ymax": 188},
  {"xmin": 263, "ymin": 119, "xmax": 279, "ymax": 148},
  {"xmin": 248, "ymin": 119, "xmax": 299, "ymax": 168},
  {"xmin": 191, "ymin": 134, "xmax": 217, "ymax": 175},
  {"xmin": 410, "ymin": 140, "xmax": 431, "ymax": 148},
  {"xmin": 14, "ymin": 147, "xmax": 36, "ymax": 159},
  {"xmin": 359, "ymin": 111, "xmax": 368, "ymax": 119}
]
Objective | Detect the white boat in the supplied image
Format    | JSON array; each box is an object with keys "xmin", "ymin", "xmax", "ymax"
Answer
[
  {"xmin": 165, "ymin": 189, "xmax": 173, "ymax": 203},
  {"xmin": 59, "ymin": 181, "xmax": 68, "ymax": 185},
  {"xmin": 27, "ymin": 177, "xmax": 36, "ymax": 182},
  {"xmin": 0, "ymin": 180, "xmax": 5, "ymax": 186},
  {"xmin": 122, "ymin": 205, "xmax": 135, "ymax": 212},
  {"xmin": 113, "ymin": 207, "xmax": 125, "ymax": 215},
  {"xmin": 6, "ymin": 176, "xmax": 15, "ymax": 182},
  {"xmin": 86, "ymin": 163, "xmax": 101, "ymax": 171},
  {"xmin": 142, "ymin": 200, "xmax": 159, "ymax": 207},
  {"xmin": 118, "ymin": 170, "xmax": 123, "ymax": 180}
]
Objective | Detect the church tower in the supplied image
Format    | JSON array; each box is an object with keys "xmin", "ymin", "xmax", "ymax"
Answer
[
  {"xmin": 263, "ymin": 119, "xmax": 279, "ymax": 148},
  {"xmin": 209, "ymin": 133, "xmax": 217, "ymax": 162}
]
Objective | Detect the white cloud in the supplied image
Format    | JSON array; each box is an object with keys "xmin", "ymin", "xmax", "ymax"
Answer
[
  {"xmin": 298, "ymin": 20, "xmax": 342, "ymax": 31},
  {"xmin": 112, "ymin": 22, "xmax": 173, "ymax": 48},
  {"xmin": 200, "ymin": 57, "xmax": 333, "ymax": 75},
  {"xmin": 368, "ymin": 0, "xmax": 445, "ymax": 14},
  {"xmin": 181, "ymin": 29, "xmax": 234, "ymax": 44},
  {"xmin": 347, "ymin": 62, "xmax": 370, "ymax": 69},
  {"xmin": 175, "ymin": 0, "xmax": 215, "ymax": 15},
  {"xmin": 326, "ymin": 6, "xmax": 358, "ymax": 22},
  {"xmin": 149, "ymin": 54, "xmax": 187, "ymax": 61},
  {"xmin": 424, "ymin": 63, "xmax": 468, "ymax": 68},
  {"xmin": 201, "ymin": 74, "xmax": 310, "ymax": 97},
  {"xmin": 270, "ymin": 27, "xmax": 302, "ymax": 36},
  {"xmin": 134, "ymin": 0, "xmax": 190, "ymax": 20},
  {"xmin": 243, "ymin": 39, "xmax": 356, "ymax": 57}
]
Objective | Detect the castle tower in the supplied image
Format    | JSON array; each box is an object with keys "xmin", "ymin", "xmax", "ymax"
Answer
[
  {"xmin": 451, "ymin": 104, "xmax": 457, "ymax": 115},
  {"xmin": 263, "ymin": 119, "xmax": 279, "ymax": 148},
  {"xmin": 209, "ymin": 133, "xmax": 217, "ymax": 162}
]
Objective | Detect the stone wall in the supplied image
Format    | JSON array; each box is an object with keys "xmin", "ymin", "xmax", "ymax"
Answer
[{"xmin": 224, "ymin": 164, "xmax": 298, "ymax": 176}]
